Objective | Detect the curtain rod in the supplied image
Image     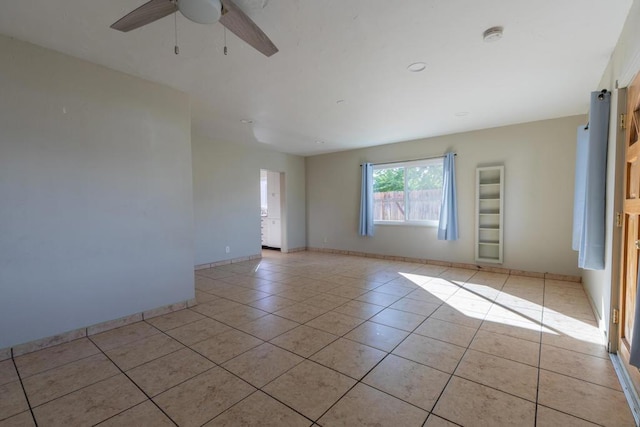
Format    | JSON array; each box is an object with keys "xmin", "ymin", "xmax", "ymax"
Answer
[{"xmin": 360, "ymin": 153, "xmax": 456, "ymax": 167}]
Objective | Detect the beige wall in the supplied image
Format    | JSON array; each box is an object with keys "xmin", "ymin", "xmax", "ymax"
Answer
[
  {"xmin": 192, "ymin": 135, "xmax": 306, "ymax": 265},
  {"xmin": 0, "ymin": 36, "xmax": 194, "ymax": 349},
  {"xmin": 583, "ymin": 0, "xmax": 640, "ymax": 339},
  {"xmin": 306, "ymin": 115, "xmax": 585, "ymax": 276}
]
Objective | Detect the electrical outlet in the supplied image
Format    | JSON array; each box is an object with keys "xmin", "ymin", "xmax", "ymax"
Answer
[{"xmin": 225, "ymin": 246, "xmax": 230, "ymax": 254}]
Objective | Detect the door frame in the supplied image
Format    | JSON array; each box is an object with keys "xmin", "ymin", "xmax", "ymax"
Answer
[
  {"xmin": 613, "ymin": 75, "xmax": 640, "ymax": 414},
  {"xmin": 611, "ymin": 85, "xmax": 628, "ymax": 353}
]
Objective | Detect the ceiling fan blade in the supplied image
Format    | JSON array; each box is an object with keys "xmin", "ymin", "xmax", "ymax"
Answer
[
  {"xmin": 219, "ymin": 0, "xmax": 278, "ymax": 57},
  {"xmin": 111, "ymin": 0, "xmax": 178, "ymax": 32}
]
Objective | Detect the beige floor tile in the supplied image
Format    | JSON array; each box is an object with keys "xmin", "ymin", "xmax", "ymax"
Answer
[
  {"xmin": 225, "ymin": 289, "xmax": 272, "ymax": 304},
  {"xmin": 431, "ymin": 305, "xmax": 484, "ymax": 328},
  {"xmin": 237, "ymin": 314, "xmax": 299, "ymax": 341},
  {"xmin": 270, "ymin": 325, "xmax": 338, "ymax": 357},
  {"xmin": 195, "ymin": 290, "xmax": 218, "ymax": 304},
  {"xmin": 540, "ymin": 344, "xmax": 621, "ymax": 390},
  {"xmin": 191, "ymin": 329, "xmax": 263, "ymax": 364},
  {"xmin": 212, "ymin": 306, "xmax": 269, "ymax": 328},
  {"xmin": 486, "ymin": 304, "xmax": 542, "ymax": 323},
  {"xmin": 318, "ymin": 383, "xmax": 427, "ymax": 426},
  {"xmin": 414, "ymin": 317, "xmax": 477, "ymax": 347},
  {"xmin": 274, "ymin": 303, "xmax": 329, "ymax": 323},
  {"xmin": 393, "ymin": 334, "xmax": 465, "ymax": 374},
  {"xmin": 190, "ymin": 298, "xmax": 243, "ymax": 318},
  {"xmin": 0, "ymin": 360, "xmax": 18, "ymax": 387},
  {"xmin": 369, "ymin": 308, "xmax": 426, "ymax": 332},
  {"xmin": 374, "ymin": 283, "xmax": 415, "ymax": 297},
  {"xmin": 356, "ymin": 291, "xmax": 402, "ymax": 306},
  {"xmin": 470, "ymin": 330, "xmax": 540, "ymax": 367},
  {"xmin": 363, "ymin": 354, "xmax": 449, "ymax": 411},
  {"xmin": 145, "ymin": 309, "xmax": 205, "ymax": 331},
  {"xmin": 454, "ymin": 349, "xmax": 538, "ymax": 401},
  {"xmin": 0, "ymin": 411, "xmax": 35, "ymax": 427},
  {"xmin": 433, "ymin": 376, "xmax": 535, "ymax": 427},
  {"xmin": 439, "ymin": 268, "xmax": 476, "ymax": 282},
  {"xmin": 22, "ymin": 353, "xmax": 119, "ymax": 407},
  {"xmin": 204, "ymin": 391, "xmax": 311, "ymax": 426},
  {"xmin": 325, "ymin": 285, "xmax": 369, "ymax": 299},
  {"xmin": 90, "ymin": 322, "xmax": 160, "ymax": 352},
  {"xmin": 389, "ymin": 298, "xmax": 440, "ymax": 317},
  {"xmin": 154, "ymin": 367, "xmax": 255, "ymax": 427},
  {"xmin": 299, "ymin": 280, "xmax": 339, "ymax": 293},
  {"xmin": 404, "ymin": 289, "xmax": 449, "ymax": 305},
  {"xmin": 14, "ymin": 338, "xmax": 99, "ymax": 377},
  {"xmin": 423, "ymin": 415, "xmax": 459, "ymax": 426},
  {"xmin": 275, "ymin": 288, "xmax": 319, "ymax": 302},
  {"xmin": 262, "ymin": 360, "xmax": 355, "ymax": 421},
  {"xmin": 32, "ymin": 374, "xmax": 146, "ymax": 427},
  {"xmin": 105, "ymin": 333, "xmax": 184, "ymax": 371},
  {"xmin": 96, "ymin": 401, "xmax": 174, "ymax": 426},
  {"xmin": 165, "ymin": 318, "xmax": 232, "ymax": 345},
  {"xmin": 0, "ymin": 381, "xmax": 29, "ymax": 420},
  {"xmin": 538, "ymin": 370, "xmax": 634, "ymax": 426},
  {"xmin": 536, "ymin": 405, "xmax": 600, "ymax": 427},
  {"xmin": 541, "ymin": 332, "xmax": 609, "ymax": 360},
  {"xmin": 126, "ymin": 348, "xmax": 215, "ymax": 396},
  {"xmin": 480, "ymin": 317, "xmax": 542, "ymax": 343},
  {"xmin": 249, "ymin": 295, "xmax": 297, "ymax": 312},
  {"xmin": 310, "ymin": 338, "xmax": 386, "ymax": 380},
  {"xmin": 495, "ymin": 292, "xmax": 543, "ymax": 310},
  {"xmin": 302, "ymin": 294, "xmax": 350, "ymax": 311},
  {"xmin": 223, "ymin": 343, "xmax": 303, "ymax": 388},
  {"xmin": 445, "ymin": 295, "xmax": 493, "ymax": 315},
  {"xmin": 332, "ymin": 300, "xmax": 385, "ymax": 319},
  {"xmin": 344, "ymin": 321, "xmax": 409, "ymax": 352},
  {"xmin": 305, "ymin": 312, "xmax": 364, "ymax": 336}
]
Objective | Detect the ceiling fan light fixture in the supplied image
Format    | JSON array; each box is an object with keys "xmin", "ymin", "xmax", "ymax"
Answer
[{"xmin": 178, "ymin": 0, "xmax": 222, "ymax": 25}]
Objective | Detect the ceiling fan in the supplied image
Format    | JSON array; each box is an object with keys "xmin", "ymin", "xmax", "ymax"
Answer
[{"xmin": 110, "ymin": 0, "xmax": 278, "ymax": 57}]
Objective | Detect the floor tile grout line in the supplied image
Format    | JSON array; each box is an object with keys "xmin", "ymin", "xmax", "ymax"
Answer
[
  {"xmin": 12, "ymin": 346, "xmax": 103, "ymax": 381},
  {"xmin": 534, "ymin": 279, "xmax": 547, "ymax": 426},
  {"xmin": 86, "ymin": 334, "xmax": 179, "ymax": 427},
  {"xmin": 10, "ymin": 348, "xmax": 39, "ymax": 427}
]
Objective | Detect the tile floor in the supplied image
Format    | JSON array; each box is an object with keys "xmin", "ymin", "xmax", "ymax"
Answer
[{"xmin": 0, "ymin": 251, "xmax": 635, "ymax": 426}]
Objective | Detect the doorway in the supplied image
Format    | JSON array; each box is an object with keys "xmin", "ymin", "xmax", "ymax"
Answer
[{"xmin": 260, "ymin": 169, "xmax": 283, "ymax": 250}]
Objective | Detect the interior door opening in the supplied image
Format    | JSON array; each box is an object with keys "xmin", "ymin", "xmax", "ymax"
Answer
[{"xmin": 260, "ymin": 169, "xmax": 283, "ymax": 251}]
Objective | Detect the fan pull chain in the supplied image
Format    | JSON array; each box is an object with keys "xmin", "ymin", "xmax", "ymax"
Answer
[
  {"xmin": 224, "ymin": 27, "xmax": 228, "ymax": 55},
  {"xmin": 174, "ymin": 10, "xmax": 179, "ymax": 55}
]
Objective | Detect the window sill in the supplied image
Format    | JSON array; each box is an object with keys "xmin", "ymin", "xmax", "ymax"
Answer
[{"xmin": 374, "ymin": 221, "xmax": 438, "ymax": 228}]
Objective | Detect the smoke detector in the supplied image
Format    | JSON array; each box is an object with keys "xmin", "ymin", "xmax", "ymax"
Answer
[{"xmin": 483, "ymin": 26, "xmax": 504, "ymax": 42}]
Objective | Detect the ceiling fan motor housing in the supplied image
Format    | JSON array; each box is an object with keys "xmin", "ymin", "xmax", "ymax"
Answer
[{"xmin": 178, "ymin": 0, "xmax": 222, "ymax": 24}]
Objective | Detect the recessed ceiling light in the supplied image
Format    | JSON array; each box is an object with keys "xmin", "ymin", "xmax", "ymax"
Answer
[
  {"xmin": 407, "ymin": 62, "xmax": 426, "ymax": 72},
  {"xmin": 240, "ymin": 119, "xmax": 253, "ymax": 124},
  {"xmin": 455, "ymin": 112, "xmax": 470, "ymax": 117},
  {"xmin": 483, "ymin": 26, "xmax": 504, "ymax": 42}
]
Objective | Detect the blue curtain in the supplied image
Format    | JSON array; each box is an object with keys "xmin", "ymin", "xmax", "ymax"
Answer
[
  {"xmin": 572, "ymin": 91, "xmax": 610, "ymax": 270},
  {"xmin": 359, "ymin": 163, "xmax": 374, "ymax": 236},
  {"xmin": 438, "ymin": 152, "xmax": 459, "ymax": 240}
]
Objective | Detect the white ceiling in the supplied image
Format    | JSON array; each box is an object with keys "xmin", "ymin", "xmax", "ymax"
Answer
[{"xmin": 0, "ymin": 0, "xmax": 633, "ymax": 155}]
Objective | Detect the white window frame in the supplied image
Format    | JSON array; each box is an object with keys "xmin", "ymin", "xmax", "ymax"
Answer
[{"xmin": 372, "ymin": 158, "xmax": 443, "ymax": 227}]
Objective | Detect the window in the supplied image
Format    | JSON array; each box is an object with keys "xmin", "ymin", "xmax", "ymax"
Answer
[{"xmin": 373, "ymin": 158, "xmax": 444, "ymax": 226}]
